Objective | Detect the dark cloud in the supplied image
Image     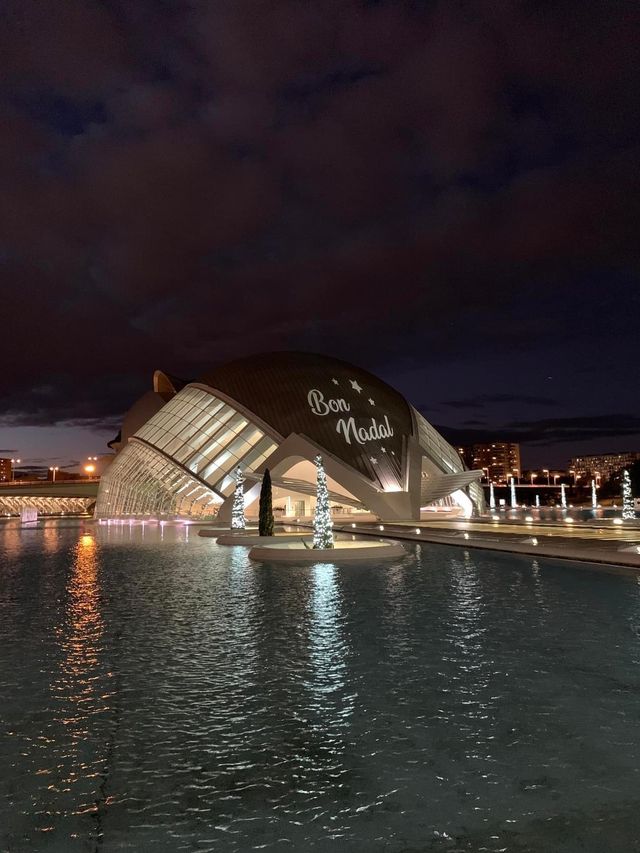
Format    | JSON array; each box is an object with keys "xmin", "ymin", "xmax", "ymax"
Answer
[
  {"xmin": 437, "ymin": 414, "xmax": 640, "ymax": 449},
  {"xmin": 0, "ymin": 0, "xmax": 638, "ymax": 464},
  {"xmin": 443, "ymin": 394, "xmax": 558, "ymax": 410}
]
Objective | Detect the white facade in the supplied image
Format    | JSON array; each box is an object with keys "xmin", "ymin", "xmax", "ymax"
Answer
[{"xmin": 96, "ymin": 355, "xmax": 484, "ymax": 521}]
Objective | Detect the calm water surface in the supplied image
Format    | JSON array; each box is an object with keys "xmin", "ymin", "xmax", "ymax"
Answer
[{"xmin": 2, "ymin": 519, "xmax": 640, "ymax": 852}]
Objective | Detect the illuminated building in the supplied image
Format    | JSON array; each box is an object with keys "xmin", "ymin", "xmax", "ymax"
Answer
[
  {"xmin": 460, "ymin": 442, "xmax": 522, "ymax": 483},
  {"xmin": 0, "ymin": 458, "xmax": 12, "ymax": 482},
  {"xmin": 571, "ymin": 451, "xmax": 640, "ymax": 484},
  {"xmin": 96, "ymin": 353, "xmax": 484, "ymax": 521}
]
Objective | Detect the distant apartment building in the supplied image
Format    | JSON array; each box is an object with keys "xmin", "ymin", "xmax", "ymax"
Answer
[
  {"xmin": 571, "ymin": 451, "xmax": 640, "ymax": 483},
  {"xmin": 457, "ymin": 443, "xmax": 521, "ymax": 482},
  {"xmin": 0, "ymin": 458, "xmax": 12, "ymax": 482}
]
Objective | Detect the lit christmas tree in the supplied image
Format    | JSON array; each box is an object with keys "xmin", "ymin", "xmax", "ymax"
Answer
[
  {"xmin": 622, "ymin": 469, "xmax": 635, "ymax": 520},
  {"xmin": 231, "ymin": 467, "xmax": 246, "ymax": 530},
  {"xmin": 591, "ymin": 479, "xmax": 597, "ymax": 510},
  {"xmin": 313, "ymin": 455, "xmax": 334, "ymax": 549},
  {"xmin": 489, "ymin": 482, "xmax": 495, "ymax": 510}
]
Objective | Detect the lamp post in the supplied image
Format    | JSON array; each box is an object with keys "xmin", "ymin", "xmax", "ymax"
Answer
[
  {"xmin": 482, "ymin": 467, "xmax": 489, "ymax": 483},
  {"xmin": 10, "ymin": 458, "xmax": 21, "ymax": 481},
  {"xmin": 84, "ymin": 464, "xmax": 95, "ymax": 479},
  {"xmin": 530, "ymin": 471, "xmax": 537, "ymax": 485},
  {"xmin": 543, "ymin": 468, "xmax": 550, "ymax": 485},
  {"xmin": 570, "ymin": 469, "xmax": 576, "ymax": 485},
  {"xmin": 513, "ymin": 468, "xmax": 519, "ymax": 484},
  {"xmin": 49, "ymin": 466, "xmax": 59, "ymax": 482},
  {"xmin": 553, "ymin": 474, "xmax": 559, "ymax": 485}
]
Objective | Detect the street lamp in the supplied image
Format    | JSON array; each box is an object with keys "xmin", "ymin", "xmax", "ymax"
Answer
[
  {"xmin": 84, "ymin": 464, "xmax": 95, "ymax": 478},
  {"xmin": 49, "ymin": 466, "xmax": 59, "ymax": 482},
  {"xmin": 570, "ymin": 469, "xmax": 577, "ymax": 485},
  {"xmin": 553, "ymin": 474, "xmax": 559, "ymax": 485},
  {"xmin": 595, "ymin": 471, "xmax": 601, "ymax": 486},
  {"xmin": 530, "ymin": 471, "xmax": 537, "ymax": 485},
  {"xmin": 543, "ymin": 468, "xmax": 550, "ymax": 485},
  {"xmin": 10, "ymin": 458, "xmax": 21, "ymax": 481},
  {"xmin": 482, "ymin": 467, "xmax": 490, "ymax": 482},
  {"xmin": 513, "ymin": 468, "xmax": 519, "ymax": 484}
]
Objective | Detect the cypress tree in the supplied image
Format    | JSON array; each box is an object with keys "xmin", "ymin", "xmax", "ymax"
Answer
[{"xmin": 258, "ymin": 468, "xmax": 274, "ymax": 536}]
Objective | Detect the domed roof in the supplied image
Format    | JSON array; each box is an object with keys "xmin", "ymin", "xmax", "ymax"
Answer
[{"xmin": 200, "ymin": 352, "xmax": 414, "ymax": 490}]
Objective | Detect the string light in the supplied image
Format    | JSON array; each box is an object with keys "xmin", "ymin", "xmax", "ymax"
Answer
[
  {"xmin": 313, "ymin": 455, "xmax": 333, "ymax": 549},
  {"xmin": 622, "ymin": 469, "xmax": 634, "ymax": 520},
  {"xmin": 231, "ymin": 467, "xmax": 246, "ymax": 530}
]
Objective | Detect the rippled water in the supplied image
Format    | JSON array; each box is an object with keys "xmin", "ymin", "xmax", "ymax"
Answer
[{"xmin": 2, "ymin": 519, "xmax": 640, "ymax": 852}]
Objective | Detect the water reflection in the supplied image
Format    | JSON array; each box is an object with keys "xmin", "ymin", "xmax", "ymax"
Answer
[
  {"xmin": 307, "ymin": 563, "xmax": 347, "ymax": 697},
  {"xmin": 301, "ymin": 563, "xmax": 354, "ymax": 803},
  {"xmin": 41, "ymin": 519, "xmax": 61, "ymax": 554},
  {"xmin": 49, "ymin": 533, "xmax": 110, "ymax": 820}
]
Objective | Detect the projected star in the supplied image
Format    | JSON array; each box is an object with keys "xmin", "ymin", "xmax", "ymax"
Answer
[
  {"xmin": 350, "ymin": 380, "xmax": 363, "ymax": 393},
  {"xmin": 369, "ymin": 456, "xmax": 378, "ymax": 464},
  {"xmin": 368, "ymin": 398, "xmax": 375, "ymax": 406},
  {"xmin": 331, "ymin": 378, "xmax": 339, "ymax": 385}
]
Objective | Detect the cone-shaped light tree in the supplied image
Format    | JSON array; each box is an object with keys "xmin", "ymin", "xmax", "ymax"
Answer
[
  {"xmin": 313, "ymin": 455, "xmax": 334, "ymax": 549},
  {"xmin": 258, "ymin": 468, "xmax": 274, "ymax": 536},
  {"xmin": 231, "ymin": 467, "xmax": 246, "ymax": 530},
  {"xmin": 622, "ymin": 469, "xmax": 635, "ymax": 520}
]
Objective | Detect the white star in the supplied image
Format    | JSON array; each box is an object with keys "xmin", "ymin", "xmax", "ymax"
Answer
[
  {"xmin": 368, "ymin": 397, "xmax": 375, "ymax": 406},
  {"xmin": 350, "ymin": 379, "xmax": 363, "ymax": 393},
  {"xmin": 369, "ymin": 456, "xmax": 378, "ymax": 464},
  {"xmin": 381, "ymin": 447, "xmax": 387, "ymax": 453},
  {"xmin": 331, "ymin": 378, "xmax": 339, "ymax": 385}
]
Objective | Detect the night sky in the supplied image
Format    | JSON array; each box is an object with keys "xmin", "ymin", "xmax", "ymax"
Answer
[{"xmin": 1, "ymin": 0, "xmax": 639, "ymax": 473}]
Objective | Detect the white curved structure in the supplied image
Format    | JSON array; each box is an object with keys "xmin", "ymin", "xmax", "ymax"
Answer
[{"xmin": 96, "ymin": 353, "xmax": 484, "ymax": 521}]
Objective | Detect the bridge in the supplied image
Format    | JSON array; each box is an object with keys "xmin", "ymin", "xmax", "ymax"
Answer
[{"xmin": 0, "ymin": 480, "xmax": 99, "ymax": 516}]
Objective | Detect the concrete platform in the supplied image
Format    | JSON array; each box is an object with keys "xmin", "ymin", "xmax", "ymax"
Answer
[
  {"xmin": 248, "ymin": 539, "xmax": 406, "ymax": 563},
  {"xmin": 198, "ymin": 526, "xmax": 263, "ymax": 538},
  {"xmin": 216, "ymin": 532, "xmax": 313, "ymax": 546}
]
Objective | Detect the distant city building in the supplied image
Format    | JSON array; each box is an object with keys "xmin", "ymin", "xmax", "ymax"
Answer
[
  {"xmin": 0, "ymin": 458, "xmax": 12, "ymax": 482},
  {"xmin": 458, "ymin": 442, "xmax": 521, "ymax": 483},
  {"xmin": 571, "ymin": 451, "xmax": 640, "ymax": 483}
]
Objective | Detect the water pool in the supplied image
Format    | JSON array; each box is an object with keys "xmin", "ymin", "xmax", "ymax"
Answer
[{"xmin": 1, "ymin": 518, "xmax": 640, "ymax": 852}]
